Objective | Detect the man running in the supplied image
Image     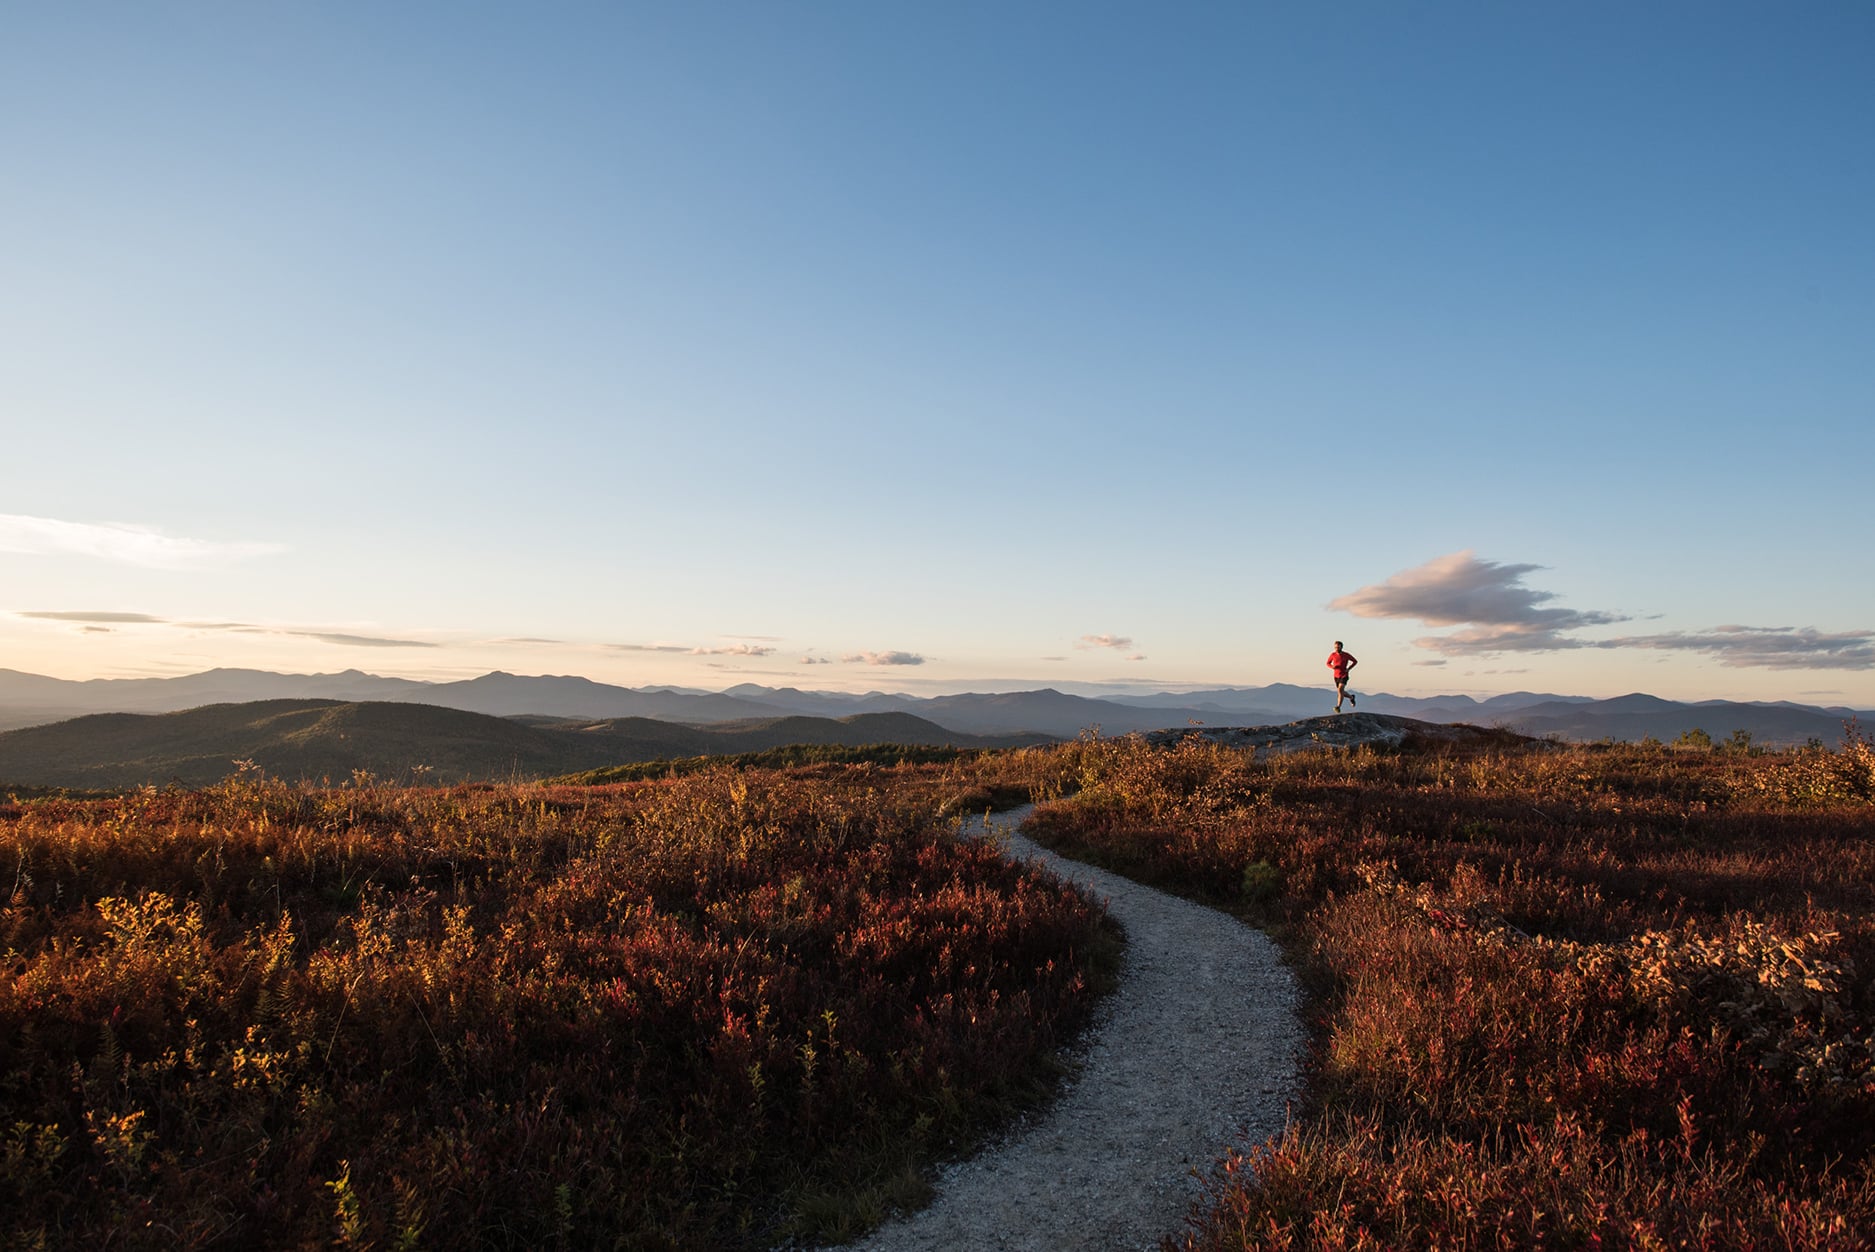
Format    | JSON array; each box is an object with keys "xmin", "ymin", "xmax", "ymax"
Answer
[{"xmin": 1327, "ymin": 641, "xmax": 1358, "ymax": 711}]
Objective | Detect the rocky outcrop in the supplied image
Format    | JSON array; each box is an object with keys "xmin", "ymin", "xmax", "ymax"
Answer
[{"xmin": 1142, "ymin": 711, "xmax": 1529, "ymax": 754}]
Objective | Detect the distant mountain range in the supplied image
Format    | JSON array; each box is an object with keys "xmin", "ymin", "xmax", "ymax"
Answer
[
  {"xmin": 1, "ymin": 667, "xmax": 1867, "ymax": 752},
  {"xmin": 0, "ymin": 699, "xmax": 1041, "ymax": 789}
]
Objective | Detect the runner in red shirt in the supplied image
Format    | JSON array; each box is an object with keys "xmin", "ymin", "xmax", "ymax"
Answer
[{"xmin": 1327, "ymin": 642, "xmax": 1358, "ymax": 712}]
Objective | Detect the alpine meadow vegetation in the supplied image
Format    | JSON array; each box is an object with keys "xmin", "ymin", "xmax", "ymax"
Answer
[
  {"xmin": 6, "ymin": 726, "xmax": 1873, "ymax": 1249},
  {"xmin": 1015, "ymin": 728, "xmax": 1875, "ymax": 1249},
  {"xmin": 1, "ymin": 762, "xmax": 1112, "ymax": 1249}
]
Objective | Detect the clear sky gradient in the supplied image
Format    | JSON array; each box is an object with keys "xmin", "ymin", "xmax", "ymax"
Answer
[{"xmin": 4, "ymin": 3, "xmax": 1871, "ymax": 704}]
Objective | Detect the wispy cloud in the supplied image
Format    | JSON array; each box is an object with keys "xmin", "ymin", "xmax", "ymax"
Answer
[
  {"xmin": 1077, "ymin": 633, "xmax": 1137, "ymax": 651},
  {"xmin": 799, "ymin": 656, "xmax": 832, "ymax": 665},
  {"xmin": 1333, "ymin": 552, "xmax": 1873, "ymax": 671},
  {"xmin": 1601, "ymin": 626, "xmax": 1875, "ymax": 671},
  {"xmin": 842, "ymin": 650, "xmax": 926, "ymax": 666},
  {"xmin": 1125, "ymin": 653, "xmax": 1148, "ymax": 662},
  {"xmin": 609, "ymin": 641, "xmax": 776, "ymax": 657},
  {"xmin": 0, "ymin": 514, "xmax": 283, "ymax": 570},
  {"xmin": 18, "ymin": 610, "xmax": 435, "ymax": 650},
  {"xmin": 19, "ymin": 610, "xmax": 168, "ymax": 624},
  {"xmin": 286, "ymin": 631, "xmax": 438, "ymax": 649}
]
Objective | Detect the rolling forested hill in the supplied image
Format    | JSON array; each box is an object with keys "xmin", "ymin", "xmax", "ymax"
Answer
[{"xmin": 0, "ymin": 700, "xmax": 1042, "ymax": 789}]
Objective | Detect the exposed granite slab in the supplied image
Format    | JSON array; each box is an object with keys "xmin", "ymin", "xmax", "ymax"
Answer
[{"xmin": 1141, "ymin": 711, "xmax": 1531, "ymax": 754}]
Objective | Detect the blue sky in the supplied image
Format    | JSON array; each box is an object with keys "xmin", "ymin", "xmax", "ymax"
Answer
[{"xmin": 4, "ymin": 3, "xmax": 1871, "ymax": 704}]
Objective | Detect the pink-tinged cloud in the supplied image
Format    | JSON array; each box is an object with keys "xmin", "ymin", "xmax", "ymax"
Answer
[
  {"xmin": 691, "ymin": 643, "xmax": 775, "ymax": 657},
  {"xmin": 1076, "ymin": 633, "xmax": 1136, "ymax": 651},
  {"xmin": 1331, "ymin": 550, "xmax": 1626, "ymax": 654},
  {"xmin": 1126, "ymin": 653, "xmax": 1148, "ymax": 662},
  {"xmin": 1334, "ymin": 552, "xmax": 1873, "ymax": 670},
  {"xmin": 841, "ymin": 650, "xmax": 926, "ymax": 666}
]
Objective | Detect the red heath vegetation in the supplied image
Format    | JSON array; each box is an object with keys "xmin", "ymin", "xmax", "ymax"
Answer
[
  {"xmin": 1, "ymin": 762, "xmax": 1110, "ymax": 1248},
  {"xmin": 1015, "ymin": 729, "xmax": 1875, "ymax": 1248}
]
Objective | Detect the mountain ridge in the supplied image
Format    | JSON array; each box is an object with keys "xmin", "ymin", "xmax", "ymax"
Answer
[
  {"xmin": 0, "ymin": 668, "xmax": 1866, "ymax": 746},
  {"xmin": 0, "ymin": 699, "xmax": 1042, "ymax": 789}
]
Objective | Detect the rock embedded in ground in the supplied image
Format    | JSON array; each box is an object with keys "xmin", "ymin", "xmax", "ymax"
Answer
[
  {"xmin": 1143, "ymin": 711, "xmax": 1529, "ymax": 755},
  {"xmin": 836, "ymin": 806, "xmax": 1303, "ymax": 1252}
]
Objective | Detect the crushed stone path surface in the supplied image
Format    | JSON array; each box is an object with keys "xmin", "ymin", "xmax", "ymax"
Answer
[{"xmin": 838, "ymin": 805, "xmax": 1304, "ymax": 1252}]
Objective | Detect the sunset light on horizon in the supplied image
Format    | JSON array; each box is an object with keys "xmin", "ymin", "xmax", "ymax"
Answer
[{"xmin": 5, "ymin": 4, "xmax": 1870, "ymax": 707}]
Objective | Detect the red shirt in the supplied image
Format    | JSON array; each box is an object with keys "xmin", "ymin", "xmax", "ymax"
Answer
[{"xmin": 1326, "ymin": 650, "xmax": 1356, "ymax": 679}]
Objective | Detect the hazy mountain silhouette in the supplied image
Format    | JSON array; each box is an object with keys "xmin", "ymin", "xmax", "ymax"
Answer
[
  {"xmin": 0, "ymin": 701, "xmax": 1039, "ymax": 789},
  {"xmin": 0, "ymin": 668, "xmax": 1866, "ymax": 747},
  {"xmin": 1475, "ymin": 695, "xmax": 1862, "ymax": 746},
  {"xmin": 917, "ymin": 689, "xmax": 1209, "ymax": 737},
  {"xmin": 0, "ymin": 668, "xmax": 784, "ymax": 730},
  {"xmin": 414, "ymin": 672, "xmax": 787, "ymax": 721},
  {"xmin": 0, "ymin": 667, "xmax": 427, "ymax": 727}
]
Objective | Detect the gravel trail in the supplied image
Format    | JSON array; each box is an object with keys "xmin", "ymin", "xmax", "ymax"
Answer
[{"xmin": 841, "ymin": 805, "xmax": 1303, "ymax": 1252}]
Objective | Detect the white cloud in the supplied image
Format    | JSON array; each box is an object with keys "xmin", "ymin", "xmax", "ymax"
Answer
[
  {"xmin": 842, "ymin": 650, "xmax": 926, "ymax": 666},
  {"xmin": 0, "ymin": 514, "xmax": 283, "ymax": 570}
]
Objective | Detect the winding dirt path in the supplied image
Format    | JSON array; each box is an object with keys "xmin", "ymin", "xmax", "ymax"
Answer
[{"xmin": 840, "ymin": 805, "xmax": 1304, "ymax": 1251}]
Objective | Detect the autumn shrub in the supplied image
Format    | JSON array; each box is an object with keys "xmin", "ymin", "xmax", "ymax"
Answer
[
  {"xmin": 1752, "ymin": 720, "xmax": 1875, "ymax": 807},
  {"xmin": 1009, "ymin": 733, "xmax": 1875, "ymax": 1248},
  {"xmin": 0, "ymin": 766, "xmax": 1111, "ymax": 1249}
]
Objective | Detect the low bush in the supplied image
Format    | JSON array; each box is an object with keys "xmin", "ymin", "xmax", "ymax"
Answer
[
  {"xmin": 1011, "ymin": 732, "xmax": 1875, "ymax": 1248},
  {"xmin": 0, "ymin": 766, "xmax": 1111, "ymax": 1249}
]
